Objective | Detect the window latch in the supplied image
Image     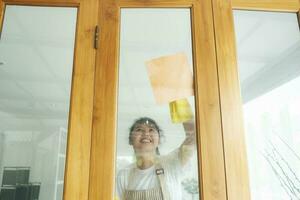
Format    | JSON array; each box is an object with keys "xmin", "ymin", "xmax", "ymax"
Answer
[{"xmin": 94, "ymin": 25, "xmax": 99, "ymax": 49}]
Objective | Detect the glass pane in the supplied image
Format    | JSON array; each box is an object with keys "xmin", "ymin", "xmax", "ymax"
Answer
[
  {"xmin": 233, "ymin": 10, "xmax": 300, "ymax": 199},
  {"xmin": 0, "ymin": 5, "xmax": 77, "ymax": 200},
  {"xmin": 115, "ymin": 9, "xmax": 199, "ymax": 200}
]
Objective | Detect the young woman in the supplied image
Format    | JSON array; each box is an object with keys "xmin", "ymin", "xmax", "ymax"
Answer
[{"xmin": 116, "ymin": 117, "xmax": 196, "ymax": 200}]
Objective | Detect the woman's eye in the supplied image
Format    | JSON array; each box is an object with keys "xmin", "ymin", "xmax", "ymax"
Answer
[{"xmin": 150, "ymin": 129, "xmax": 158, "ymax": 133}]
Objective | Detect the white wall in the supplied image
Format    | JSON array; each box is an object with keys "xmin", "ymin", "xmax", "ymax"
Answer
[{"xmin": 1, "ymin": 131, "xmax": 64, "ymax": 200}]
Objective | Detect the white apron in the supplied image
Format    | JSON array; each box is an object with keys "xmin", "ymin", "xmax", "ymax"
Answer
[{"xmin": 123, "ymin": 163, "xmax": 170, "ymax": 200}]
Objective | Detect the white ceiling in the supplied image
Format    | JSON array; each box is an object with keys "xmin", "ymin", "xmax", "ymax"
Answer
[
  {"xmin": 0, "ymin": 6, "xmax": 77, "ymax": 140},
  {"xmin": 117, "ymin": 9, "xmax": 194, "ymax": 157},
  {"xmin": 0, "ymin": 7, "xmax": 299, "ymax": 157},
  {"xmin": 233, "ymin": 10, "xmax": 300, "ymax": 102}
]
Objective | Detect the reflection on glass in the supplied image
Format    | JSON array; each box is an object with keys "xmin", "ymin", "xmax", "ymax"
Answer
[
  {"xmin": 234, "ymin": 10, "xmax": 300, "ymax": 199},
  {"xmin": 115, "ymin": 9, "xmax": 199, "ymax": 200},
  {"xmin": 0, "ymin": 5, "xmax": 77, "ymax": 200}
]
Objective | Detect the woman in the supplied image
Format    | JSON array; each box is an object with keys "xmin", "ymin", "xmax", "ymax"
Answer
[{"xmin": 116, "ymin": 117, "xmax": 196, "ymax": 200}]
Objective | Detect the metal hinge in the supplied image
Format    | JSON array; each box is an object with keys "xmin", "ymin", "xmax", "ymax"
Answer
[{"xmin": 94, "ymin": 25, "xmax": 99, "ymax": 49}]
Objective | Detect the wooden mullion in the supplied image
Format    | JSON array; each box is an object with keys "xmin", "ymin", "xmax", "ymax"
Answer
[
  {"xmin": 88, "ymin": 0, "xmax": 119, "ymax": 200},
  {"xmin": 63, "ymin": 0, "xmax": 98, "ymax": 199},
  {"xmin": 191, "ymin": 1, "xmax": 227, "ymax": 200},
  {"xmin": 211, "ymin": 0, "xmax": 251, "ymax": 199}
]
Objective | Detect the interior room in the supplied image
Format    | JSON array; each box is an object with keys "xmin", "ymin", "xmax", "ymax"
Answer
[{"xmin": 0, "ymin": 0, "xmax": 299, "ymax": 200}]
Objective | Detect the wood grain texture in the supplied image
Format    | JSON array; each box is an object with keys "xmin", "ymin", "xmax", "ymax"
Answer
[
  {"xmin": 62, "ymin": 0, "xmax": 98, "ymax": 200},
  {"xmin": 0, "ymin": 1, "xmax": 4, "ymax": 35},
  {"xmin": 3, "ymin": 0, "xmax": 79, "ymax": 6},
  {"xmin": 0, "ymin": 1, "xmax": 98, "ymax": 200},
  {"xmin": 191, "ymin": 1, "xmax": 227, "ymax": 200},
  {"xmin": 118, "ymin": 0, "xmax": 193, "ymax": 7},
  {"xmin": 232, "ymin": 0, "xmax": 300, "ymax": 12},
  {"xmin": 211, "ymin": 0, "xmax": 251, "ymax": 199},
  {"xmin": 89, "ymin": 1, "xmax": 228, "ymax": 200},
  {"xmin": 88, "ymin": 0, "xmax": 119, "ymax": 200}
]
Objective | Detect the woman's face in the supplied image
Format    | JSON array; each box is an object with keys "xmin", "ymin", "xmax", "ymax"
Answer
[{"xmin": 130, "ymin": 123, "xmax": 160, "ymax": 154}]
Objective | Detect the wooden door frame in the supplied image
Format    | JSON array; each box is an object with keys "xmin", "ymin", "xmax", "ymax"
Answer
[
  {"xmin": 0, "ymin": 1, "xmax": 98, "ymax": 200},
  {"xmin": 212, "ymin": 0, "xmax": 300, "ymax": 200},
  {"xmin": 89, "ymin": 0, "xmax": 232, "ymax": 200}
]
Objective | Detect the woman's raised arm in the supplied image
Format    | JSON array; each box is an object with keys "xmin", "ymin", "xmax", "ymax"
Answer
[{"xmin": 179, "ymin": 119, "xmax": 196, "ymax": 166}]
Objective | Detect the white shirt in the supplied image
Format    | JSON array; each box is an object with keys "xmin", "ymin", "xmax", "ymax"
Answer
[{"xmin": 116, "ymin": 149, "xmax": 184, "ymax": 200}]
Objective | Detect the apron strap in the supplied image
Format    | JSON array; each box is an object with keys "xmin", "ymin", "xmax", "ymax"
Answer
[{"xmin": 155, "ymin": 163, "xmax": 170, "ymax": 200}]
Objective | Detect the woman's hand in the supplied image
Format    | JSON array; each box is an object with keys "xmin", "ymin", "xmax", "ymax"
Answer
[{"xmin": 179, "ymin": 119, "xmax": 196, "ymax": 166}]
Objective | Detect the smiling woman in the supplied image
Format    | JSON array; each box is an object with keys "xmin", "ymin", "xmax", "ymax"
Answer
[
  {"xmin": 129, "ymin": 118, "xmax": 161, "ymax": 156},
  {"xmin": 117, "ymin": 116, "xmax": 196, "ymax": 200},
  {"xmin": 115, "ymin": 8, "xmax": 199, "ymax": 200}
]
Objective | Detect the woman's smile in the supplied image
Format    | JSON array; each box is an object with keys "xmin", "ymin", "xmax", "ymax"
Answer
[
  {"xmin": 140, "ymin": 138, "xmax": 152, "ymax": 143},
  {"xmin": 131, "ymin": 124, "xmax": 160, "ymax": 153}
]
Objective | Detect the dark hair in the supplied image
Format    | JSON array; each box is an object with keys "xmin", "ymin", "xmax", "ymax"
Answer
[{"xmin": 129, "ymin": 117, "xmax": 162, "ymax": 155}]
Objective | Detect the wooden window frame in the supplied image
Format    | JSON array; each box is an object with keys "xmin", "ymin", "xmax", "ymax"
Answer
[
  {"xmin": 89, "ymin": 0, "xmax": 231, "ymax": 200},
  {"xmin": 2, "ymin": 0, "xmax": 298, "ymax": 199},
  {"xmin": 212, "ymin": 0, "xmax": 300, "ymax": 200},
  {"xmin": 0, "ymin": 0, "xmax": 98, "ymax": 200},
  {"xmin": 232, "ymin": 0, "xmax": 300, "ymax": 12}
]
